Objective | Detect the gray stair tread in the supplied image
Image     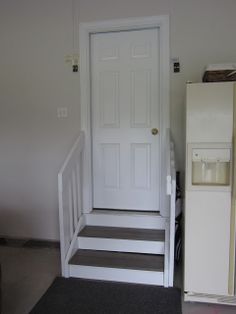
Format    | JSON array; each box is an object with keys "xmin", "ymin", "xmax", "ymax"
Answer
[
  {"xmin": 92, "ymin": 209, "xmax": 161, "ymax": 216},
  {"xmin": 78, "ymin": 226, "xmax": 165, "ymax": 242},
  {"xmin": 69, "ymin": 249, "xmax": 164, "ymax": 272}
]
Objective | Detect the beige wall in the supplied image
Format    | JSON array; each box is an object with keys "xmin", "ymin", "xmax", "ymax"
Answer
[
  {"xmin": 0, "ymin": 0, "xmax": 80, "ymax": 240},
  {"xmin": 0, "ymin": 0, "xmax": 236, "ymax": 240}
]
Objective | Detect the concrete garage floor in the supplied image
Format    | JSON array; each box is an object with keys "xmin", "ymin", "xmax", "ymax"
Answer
[{"xmin": 0, "ymin": 245, "xmax": 236, "ymax": 314}]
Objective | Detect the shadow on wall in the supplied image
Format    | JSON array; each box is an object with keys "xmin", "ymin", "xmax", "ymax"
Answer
[{"xmin": 0, "ymin": 208, "xmax": 59, "ymax": 241}]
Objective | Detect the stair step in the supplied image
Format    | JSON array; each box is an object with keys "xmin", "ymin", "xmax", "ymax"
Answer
[
  {"xmin": 69, "ymin": 249, "xmax": 164, "ymax": 272},
  {"xmin": 78, "ymin": 226, "xmax": 165, "ymax": 242},
  {"xmin": 78, "ymin": 226, "xmax": 165, "ymax": 254},
  {"xmin": 85, "ymin": 210, "xmax": 166, "ymax": 229},
  {"xmin": 92, "ymin": 209, "xmax": 161, "ymax": 215}
]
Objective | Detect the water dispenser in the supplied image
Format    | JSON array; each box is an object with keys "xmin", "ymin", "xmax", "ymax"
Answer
[
  {"xmin": 191, "ymin": 147, "xmax": 230, "ymax": 186},
  {"xmin": 187, "ymin": 144, "xmax": 231, "ymax": 190}
]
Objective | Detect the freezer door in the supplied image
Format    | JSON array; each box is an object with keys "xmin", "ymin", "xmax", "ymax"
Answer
[{"xmin": 184, "ymin": 191, "xmax": 231, "ymax": 295}]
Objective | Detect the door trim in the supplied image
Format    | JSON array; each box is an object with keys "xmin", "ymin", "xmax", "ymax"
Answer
[{"xmin": 79, "ymin": 16, "xmax": 170, "ymax": 213}]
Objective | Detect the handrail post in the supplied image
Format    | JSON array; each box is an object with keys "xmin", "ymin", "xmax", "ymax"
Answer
[
  {"xmin": 164, "ymin": 128, "xmax": 176, "ymax": 287},
  {"xmin": 58, "ymin": 132, "xmax": 85, "ymax": 277}
]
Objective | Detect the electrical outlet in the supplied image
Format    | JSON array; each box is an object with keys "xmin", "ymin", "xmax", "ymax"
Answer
[
  {"xmin": 171, "ymin": 57, "xmax": 180, "ymax": 73},
  {"xmin": 57, "ymin": 107, "xmax": 68, "ymax": 118},
  {"xmin": 65, "ymin": 54, "xmax": 79, "ymax": 73},
  {"xmin": 174, "ymin": 62, "xmax": 180, "ymax": 73},
  {"xmin": 73, "ymin": 64, "xmax": 78, "ymax": 72}
]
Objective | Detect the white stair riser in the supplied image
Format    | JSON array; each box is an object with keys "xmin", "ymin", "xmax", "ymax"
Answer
[
  {"xmin": 85, "ymin": 213, "xmax": 166, "ymax": 229},
  {"xmin": 77, "ymin": 237, "xmax": 165, "ymax": 254},
  {"xmin": 69, "ymin": 265, "xmax": 164, "ymax": 285}
]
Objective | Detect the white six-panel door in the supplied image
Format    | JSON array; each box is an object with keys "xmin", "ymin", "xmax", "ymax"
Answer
[{"xmin": 91, "ymin": 28, "xmax": 160, "ymax": 211}]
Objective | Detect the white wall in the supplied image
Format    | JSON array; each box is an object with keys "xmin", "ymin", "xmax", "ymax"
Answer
[
  {"xmin": 0, "ymin": 0, "xmax": 236, "ymax": 240},
  {"xmin": 0, "ymin": 0, "xmax": 80, "ymax": 240}
]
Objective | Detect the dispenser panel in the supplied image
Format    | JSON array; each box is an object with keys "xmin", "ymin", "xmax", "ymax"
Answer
[
  {"xmin": 192, "ymin": 148, "xmax": 230, "ymax": 162},
  {"xmin": 187, "ymin": 144, "xmax": 232, "ymax": 191},
  {"xmin": 192, "ymin": 148, "xmax": 230, "ymax": 186}
]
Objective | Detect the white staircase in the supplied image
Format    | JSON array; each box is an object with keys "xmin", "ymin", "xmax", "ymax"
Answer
[
  {"xmin": 58, "ymin": 129, "xmax": 176, "ymax": 287},
  {"xmin": 69, "ymin": 210, "xmax": 166, "ymax": 285}
]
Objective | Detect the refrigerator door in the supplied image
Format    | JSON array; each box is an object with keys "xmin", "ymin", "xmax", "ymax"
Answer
[{"xmin": 184, "ymin": 191, "xmax": 231, "ymax": 295}]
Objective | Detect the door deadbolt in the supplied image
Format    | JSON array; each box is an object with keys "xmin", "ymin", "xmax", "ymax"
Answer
[{"xmin": 151, "ymin": 128, "xmax": 159, "ymax": 135}]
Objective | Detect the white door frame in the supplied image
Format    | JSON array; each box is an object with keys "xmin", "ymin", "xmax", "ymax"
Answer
[{"xmin": 79, "ymin": 16, "xmax": 170, "ymax": 214}]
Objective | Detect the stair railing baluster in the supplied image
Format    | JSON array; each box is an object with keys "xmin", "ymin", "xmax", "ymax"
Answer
[{"xmin": 58, "ymin": 132, "xmax": 85, "ymax": 277}]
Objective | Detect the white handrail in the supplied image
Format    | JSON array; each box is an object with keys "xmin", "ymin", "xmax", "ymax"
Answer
[
  {"xmin": 58, "ymin": 131, "xmax": 85, "ymax": 277},
  {"xmin": 169, "ymin": 156, "xmax": 176, "ymax": 286},
  {"xmin": 59, "ymin": 133, "xmax": 85, "ymax": 175},
  {"xmin": 166, "ymin": 128, "xmax": 172, "ymax": 196},
  {"xmin": 165, "ymin": 128, "xmax": 176, "ymax": 287}
]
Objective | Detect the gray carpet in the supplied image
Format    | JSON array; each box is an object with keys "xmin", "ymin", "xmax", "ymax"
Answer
[{"xmin": 30, "ymin": 277, "xmax": 182, "ymax": 314}]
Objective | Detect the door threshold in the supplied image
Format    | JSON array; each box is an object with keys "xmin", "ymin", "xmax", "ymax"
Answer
[{"xmin": 92, "ymin": 209, "xmax": 161, "ymax": 216}]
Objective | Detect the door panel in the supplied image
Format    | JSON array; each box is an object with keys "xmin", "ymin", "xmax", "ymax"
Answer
[
  {"xmin": 131, "ymin": 143, "xmax": 151, "ymax": 190},
  {"xmin": 131, "ymin": 70, "xmax": 151, "ymax": 127},
  {"xmin": 91, "ymin": 28, "xmax": 160, "ymax": 210},
  {"xmin": 99, "ymin": 71, "xmax": 120, "ymax": 128},
  {"xmin": 101, "ymin": 144, "xmax": 120, "ymax": 189}
]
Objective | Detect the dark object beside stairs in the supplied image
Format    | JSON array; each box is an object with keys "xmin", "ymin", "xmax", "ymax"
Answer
[{"xmin": 30, "ymin": 277, "xmax": 182, "ymax": 314}]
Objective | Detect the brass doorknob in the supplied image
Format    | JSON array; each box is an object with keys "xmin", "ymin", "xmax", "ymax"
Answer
[{"xmin": 151, "ymin": 128, "xmax": 159, "ymax": 135}]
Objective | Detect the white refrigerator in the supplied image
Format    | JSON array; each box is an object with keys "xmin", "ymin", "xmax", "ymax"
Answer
[{"xmin": 184, "ymin": 82, "xmax": 236, "ymax": 305}]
